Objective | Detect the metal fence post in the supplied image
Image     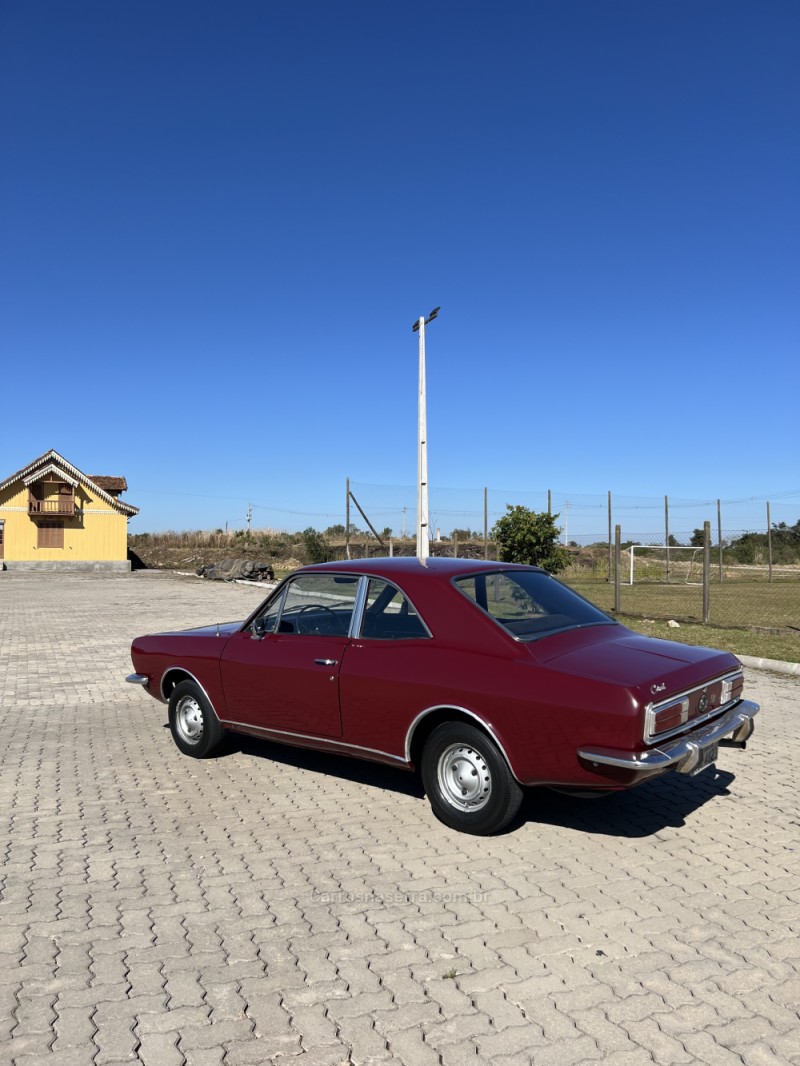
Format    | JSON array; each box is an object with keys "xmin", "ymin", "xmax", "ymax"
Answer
[
  {"xmin": 614, "ymin": 525, "xmax": 621, "ymax": 614},
  {"xmin": 484, "ymin": 487, "xmax": 488, "ymax": 559},
  {"xmin": 767, "ymin": 502, "xmax": 773, "ymax": 582},
  {"xmin": 703, "ymin": 521, "xmax": 711, "ymax": 624},
  {"xmin": 608, "ymin": 490, "xmax": 612, "ymax": 583},
  {"xmin": 717, "ymin": 498, "xmax": 723, "ymax": 581},
  {"xmin": 665, "ymin": 495, "xmax": 670, "ymax": 582}
]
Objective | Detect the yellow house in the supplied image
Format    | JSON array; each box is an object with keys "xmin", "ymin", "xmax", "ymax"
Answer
[{"xmin": 0, "ymin": 449, "xmax": 139, "ymax": 571}]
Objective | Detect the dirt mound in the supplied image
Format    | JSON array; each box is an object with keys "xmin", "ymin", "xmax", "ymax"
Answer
[{"xmin": 129, "ymin": 542, "xmax": 288, "ymax": 574}]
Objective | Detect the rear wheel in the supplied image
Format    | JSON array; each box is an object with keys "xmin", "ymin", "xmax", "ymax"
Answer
[
  {"xmin": 168, "ymin": 680, "xmax": 224, "ymax": 758},
  {"xmin": 421, "ymin": 721, "xmax": 523, "ymax": 835}
]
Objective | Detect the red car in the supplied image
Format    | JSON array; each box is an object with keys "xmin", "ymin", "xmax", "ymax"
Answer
[{"xmin": 127, "ymin": 557, "xmax": 759, "ymax": 834}]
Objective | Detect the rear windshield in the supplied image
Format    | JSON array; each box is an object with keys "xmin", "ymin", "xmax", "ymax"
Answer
[{"xmin": 453, "ymin": 569, "xmax": 615, "ymax": 641}]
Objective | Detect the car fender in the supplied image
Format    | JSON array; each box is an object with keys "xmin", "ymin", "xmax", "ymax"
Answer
[{"xmin": 405, "ymin": 704, "xmax": 520, "ymax": 781}]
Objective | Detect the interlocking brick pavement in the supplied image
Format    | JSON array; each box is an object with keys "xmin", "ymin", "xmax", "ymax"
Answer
[{"xmin": 1, "ymin": 569, "xmax": 798, "ymax": 1065}]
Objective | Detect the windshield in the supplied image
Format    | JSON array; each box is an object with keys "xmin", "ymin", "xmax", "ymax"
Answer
[{"xmin": 453, "ymin": 569, "xmax": 616, "ymax": 641}]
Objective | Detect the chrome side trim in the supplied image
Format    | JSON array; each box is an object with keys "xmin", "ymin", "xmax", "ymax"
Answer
[
  {"xmin": 219, "ymin": 720, "xmax": 408, "ymax": 764},
  {"xmin": 125, "ymin": 673, "xmax": 149, "ymax": 687},
  {"xmin": 579, "ymin": 700, "xmax": 759, "ymax": 775},
  {"xmin": 403, "ymin": 705, "xmax": 518, "ymax": 778},
  {"xmin": 348, "ymin": 576, "xmax": 369, "ymax": 638}
]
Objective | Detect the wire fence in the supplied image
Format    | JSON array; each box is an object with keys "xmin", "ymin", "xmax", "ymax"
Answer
[
  {"xmin": 563, "ymin": 529, "xmax": 799, "ymax": 632},
  {"xmin": 347, "ymin": 481, "xmax": 800, "ymax": 547},
  {"xmin": 346, "ymin": 482, "xmax": 800, "ymax": 633}
]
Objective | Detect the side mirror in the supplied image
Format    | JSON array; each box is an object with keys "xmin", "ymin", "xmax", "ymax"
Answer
[{"xmin": 251, "ymin": 616, "xmax": 267, "ymax": 639}]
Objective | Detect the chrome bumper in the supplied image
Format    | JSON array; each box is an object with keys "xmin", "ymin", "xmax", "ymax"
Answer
[
  {"xmin": 126, "ymin": 673, "xmax": 149, "ymax": 687},
  {"xmin": 578, "ymin": 700, "xmax": 759, "ymax": 776}
]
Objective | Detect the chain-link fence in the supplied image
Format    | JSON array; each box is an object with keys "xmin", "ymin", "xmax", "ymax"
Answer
[
  {"xmin": 127, "ymin": 479, "xmax": 799, "ymax": 634},
  {"xmin": 534, "ymin": 520, "xmax": 799, "ymax": 632},
  {"xmin": 344, "ymin": 482, "xmax": 800, "ymax": 634},
  {"xmin": 334, "ymin": 529, "xmax": 799, "ymax": 634}
]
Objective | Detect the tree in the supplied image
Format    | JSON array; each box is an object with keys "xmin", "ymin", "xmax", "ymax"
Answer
[
  {"xmin": 491, "ymin": 506, "xmax": 569, "ymax": 573},
  {"xmin": 301, "ymin": 527, "xmax": 331, "ymax": 563}
]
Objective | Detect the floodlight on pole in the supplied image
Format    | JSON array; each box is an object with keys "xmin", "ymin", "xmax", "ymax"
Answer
[{"xmin": 412, "ymin": 307, "xmax": 440, "ymax": 560}]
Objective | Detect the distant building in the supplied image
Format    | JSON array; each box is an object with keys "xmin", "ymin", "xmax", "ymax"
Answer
[{"xmin": 0, "ymin": 449, "xmax": 139, "ymax": 570}]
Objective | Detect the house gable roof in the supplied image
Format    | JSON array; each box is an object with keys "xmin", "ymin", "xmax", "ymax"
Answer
[
  {"xmin": 90, "ymin": 476, "xmax": 128, "ymax": 493},
  {"xmin": 0, "ymin": 449, "xmax": 139, "ymax": 516},
  {"xmin": 23, "ymin": 463, "xmax": 80, "ymax": 488}
]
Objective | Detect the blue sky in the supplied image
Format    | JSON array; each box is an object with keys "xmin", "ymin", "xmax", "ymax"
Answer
[{"xmin": 2, "ymin": 1, "xmax": 798, "ymax": 540}]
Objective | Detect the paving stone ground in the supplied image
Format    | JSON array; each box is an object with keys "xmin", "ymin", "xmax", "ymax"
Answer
[{"xmin": 0, "ymin": 569, "xmax": 798, "ymax": 1066}]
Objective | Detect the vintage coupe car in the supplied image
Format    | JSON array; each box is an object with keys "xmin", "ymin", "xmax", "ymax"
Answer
[{"xmin": 127, "ymin": 557, "xmax": 759, "ymax": 834}]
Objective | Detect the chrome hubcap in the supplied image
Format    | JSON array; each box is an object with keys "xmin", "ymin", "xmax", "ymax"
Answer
[
  {"xmin": 176, "ymin": 695, "xmax": 204, "ymax": 743},
  {"xmin": 437, "ymin": 743, "xmax": 492, "ymax": 811}
]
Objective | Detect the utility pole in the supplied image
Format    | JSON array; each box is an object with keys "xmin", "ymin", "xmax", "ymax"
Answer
[
  {"xmin": 412, "ymin": 306, "xmax": 440, "ymax": 559},
  {"xmin": 246, "ymin": 502, "xmax": 253, "ymax": 532}
]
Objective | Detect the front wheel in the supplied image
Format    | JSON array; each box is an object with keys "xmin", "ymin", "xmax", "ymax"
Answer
[
  {"xmin": 421, "ymin": 722, "xmax": 523, "ymax": 835},
  {"xmin": 168, "ymin": 680, "xmax": 225, "ymax": 758}
]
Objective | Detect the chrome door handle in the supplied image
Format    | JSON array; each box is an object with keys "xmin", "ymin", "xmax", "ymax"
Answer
[{"xmin": 314, "ymin": 658, "xmax": 338, "ymax": 666}]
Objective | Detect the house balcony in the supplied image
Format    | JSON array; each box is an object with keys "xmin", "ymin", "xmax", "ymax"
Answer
[{"xmin": 28, "ymin": 495, "xmax": 76, "ymax": 517}]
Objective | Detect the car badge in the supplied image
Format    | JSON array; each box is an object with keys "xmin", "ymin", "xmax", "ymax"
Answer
[{"xmin": 697, "ymin": 691, "xmax": 709, "ymax": 714}]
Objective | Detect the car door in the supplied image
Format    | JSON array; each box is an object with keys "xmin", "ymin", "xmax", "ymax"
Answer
[
  {"xmin": 337, "ymin": 576, "xmax": 438, "ymax": 753},
  {"xmin": 220, "ymin": 573, "xmax": 360, "ymax": 738}
]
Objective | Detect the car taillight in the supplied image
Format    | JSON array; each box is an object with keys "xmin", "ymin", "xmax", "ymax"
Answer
[
  {"xmin": 652, "ymin": 698, "xmax": 689, "ymax": 734},
  {"xmin": 720, "ymin": 672, "xmax": 743, "ymax": 704},
  {"xmin": 645, "ymin": 669, "xmax": 744, "ymax": 742}
]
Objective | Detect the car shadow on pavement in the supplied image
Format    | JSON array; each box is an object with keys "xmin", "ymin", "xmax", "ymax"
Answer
[
  {"xmin": 223, "ymin": 732, "xmax": 426, "ymax": 799},
  {"xmin": 209, "ymin": 726, "xmax": 738, "ymax": 836},
  {"xmin": 511, "ymin": 767, "xmax": 737, "ymax": 837}
]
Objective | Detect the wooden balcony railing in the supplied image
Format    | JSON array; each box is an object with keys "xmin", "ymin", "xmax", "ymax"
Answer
[{"xmin": 28, "ymin": 495, "xmax": 76, "ymax": 516}]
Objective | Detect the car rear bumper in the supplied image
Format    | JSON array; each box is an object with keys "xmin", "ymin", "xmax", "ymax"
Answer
[
  {"xmin": 126, "ymin": 673, "xmax": 150, "ymax": 687},
  {"xmin": 578, "ymin": 699, "xmax": 759, "ymax": 776}
]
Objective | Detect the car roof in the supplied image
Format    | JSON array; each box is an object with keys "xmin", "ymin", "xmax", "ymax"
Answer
[{"xmin": 298, "ymin": 556, "xmax": 544, "ymax": 579}]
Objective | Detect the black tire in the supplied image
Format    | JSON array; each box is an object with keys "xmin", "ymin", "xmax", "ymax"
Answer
[
  {"xmin": 168, "ymin": 680, "xmax": 225, "ymax": 759},
  {"xmin": 420, "ymin": 721, "xmax": 523, "ymax": 835}
]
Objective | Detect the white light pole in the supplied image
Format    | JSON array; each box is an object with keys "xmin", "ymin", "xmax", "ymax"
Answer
[{"xmin": 412, "ymin": 306, "xmax": 440, "ymax": 559}]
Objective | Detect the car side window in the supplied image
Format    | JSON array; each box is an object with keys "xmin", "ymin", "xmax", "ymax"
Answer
[
  {"xmin": 255, "ymin": 586, "xmax": 287, "ymax": 634},
  {"xmin": 264, "ymin": 574, "xmax": 360, "ymax": 636},
  {"xmin": 359, "ymin": 578, "xmax": 429, "ymax": 640},
  {"xmin": 457, "ymin": 573, "xmax": 545, "ymax": 621},
  {"xmin": 454, "ymin": 570, "xmax": 613, "ymax": 640}
]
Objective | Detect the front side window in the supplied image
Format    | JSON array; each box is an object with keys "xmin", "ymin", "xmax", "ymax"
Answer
[
  {"xmin": 359, "ymin": 578, "xmax": 430, "ymax": 639},
  {"xmin": 255, "ymin": 573, "xmax": 360, "ymax": 636},
  {"xmin": 454, "ymin": 569, "xmax": 614, "ymax": 641}
]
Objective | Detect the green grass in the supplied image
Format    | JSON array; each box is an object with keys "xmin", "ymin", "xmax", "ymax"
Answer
[
  {"xmin": 568, "ymin": 578, "xmax": 798, "ymax": 627},
  {"xmin": 621, "ymin": 617, "xmax": 800, "ymax": 663},
  {"xmin": 565, "ymin": 578, "xmax": 799, "ymax": 663}
]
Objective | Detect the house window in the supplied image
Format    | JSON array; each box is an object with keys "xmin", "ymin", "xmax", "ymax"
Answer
[{"xmin": 38, "ymin": 521, "xmax": 64, "ymax": 549}]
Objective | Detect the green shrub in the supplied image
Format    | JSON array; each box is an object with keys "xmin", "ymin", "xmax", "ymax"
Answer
[{"xmin": 492, "ymin": 506, "xmax": 568, "ymax": 574}]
